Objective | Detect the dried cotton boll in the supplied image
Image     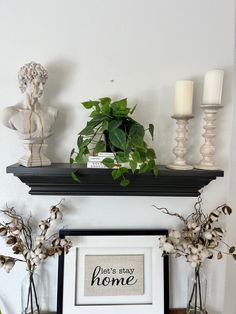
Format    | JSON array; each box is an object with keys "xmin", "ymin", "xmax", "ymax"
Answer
[
  {"xmin": 162, "ymin": 242, "xmax": 175, "ymax": 253},
  {"xmin": 204, "ymin": 232, "xmax": 213, "ymax": 240},
  {"xmin": 197, "ymin": 244, "xmax": 204, "ymax": 252},
  {"xmin": 191, "ymin": 247, "xmax": 198, "ymax": 255},
  {"xmin": 192, "ymin": 226, "xmax": 201, "ymax": 233},
  {"xmin": 38, "ymin": 253, "xmax": 46, "ymax": 260},
  {"xmin": 169, "ymin": 230, "xmax": 181, "ymax": 239},
  {"xmin": 39, "ymin": 220, "xmax": 50, "ymax": 231},
  {"xmin": 35, "ymin": 235, "xmax": 45, "ymax": 246},
  {"xmin": 159, "ymin": 236, "xmax": 167, "ymax": 246},
  {"xmin": 52, "ymin": 238, "xmax": 60, "ymax": 247},
  {"xmin": 187, "ymin": 222, "xmax": 192, "ymax": 229},
  {"xmin": 30, "ymin": 251, "xmax": 36, "ymax": 259},
  {"xmin": 50, "ymin": 206, "xmax": 63, "ymax": 220},
  {"xmin": 10, "ymin": 227, "xmax": 21, "ymax": 236},
  {"xmin": 34, "ymin": 247, "xmax": 42, "ymax": 256},
  {"xmin": 60, "ymin": 239, "xmax": 69, "ymax": 246},
  {"xmin": 33, "ymin": 257, "xmax": 40, "ymax": 265}
]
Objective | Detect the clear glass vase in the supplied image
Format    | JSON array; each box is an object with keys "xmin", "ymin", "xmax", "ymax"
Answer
[
  {"xmin": 21, "ymin": 271, "xmax": 41, "ymax": 314},
  {"xmin": 187, "ymin": 266, "xmax": 207, "ymax": 314}
]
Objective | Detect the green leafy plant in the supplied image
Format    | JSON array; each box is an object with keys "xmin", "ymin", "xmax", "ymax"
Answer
[{"xmin": 70, "ymin": 97, "xmax": 158, "ymax": 186}]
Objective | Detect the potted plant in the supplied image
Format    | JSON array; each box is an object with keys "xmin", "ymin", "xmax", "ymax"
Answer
[{"xmin": 70, "ymin": 97, "xmax": 158, "ymax": 186}]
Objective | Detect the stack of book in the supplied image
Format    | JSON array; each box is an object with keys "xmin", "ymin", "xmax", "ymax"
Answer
[{"xmin": 87, "ymin": 152, "xmax": 115, "ymax": 169}]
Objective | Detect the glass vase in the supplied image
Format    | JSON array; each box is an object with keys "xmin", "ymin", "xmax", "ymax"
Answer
[
  {"xmin": 187, "ymin": 266, "xmax": 207, "ymax": 314},
  {"xmin": 21, "ymin": 271, "xmax": 41, "ymax": 314}
]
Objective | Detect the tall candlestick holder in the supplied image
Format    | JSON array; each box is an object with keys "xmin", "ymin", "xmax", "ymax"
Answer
[
  {"xmin": 167, "ymin": 115, "xmax": 193, "ymax": 170},
  {"xmin": 195, "ymin": 104, "xmax": 223, "ymax": 170}
]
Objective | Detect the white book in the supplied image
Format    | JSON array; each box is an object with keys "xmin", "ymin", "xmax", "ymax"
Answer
[
  {"xmin": 87, "ymin": 161, "xmax": 107, "ymax": 168},
  {"xmin": 97, "ymin": 152, "xmax": 115, "ymax": 158},
  {"xmin": 88, "ymin": 156, "xmax": 107, "ymax": 162}
]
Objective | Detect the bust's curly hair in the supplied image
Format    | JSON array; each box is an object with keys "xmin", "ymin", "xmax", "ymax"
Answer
[{"xmin": 18, "ymin": 62, "xmax": 48, "ymax": 93}]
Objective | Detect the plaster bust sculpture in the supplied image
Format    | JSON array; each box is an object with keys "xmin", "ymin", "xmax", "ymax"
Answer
[{"xmin": 1, "ymin": 62, "xmax": 58, "ymax": 166}]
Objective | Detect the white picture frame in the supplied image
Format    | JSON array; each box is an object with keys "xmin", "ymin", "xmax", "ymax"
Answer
[{"xmin": 57, "ymin": 229, "xmax": 169, "ymax": 314}]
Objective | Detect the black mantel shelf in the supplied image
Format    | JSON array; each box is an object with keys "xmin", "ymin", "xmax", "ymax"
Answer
[{"xmin": 6, "ymin": 163, "xmax": 224, "ymax": 197}]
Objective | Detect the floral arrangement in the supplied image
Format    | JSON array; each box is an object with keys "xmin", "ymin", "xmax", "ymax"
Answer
[
  {"xmin": 153, "ymin": 197, "xmax": 235, "ymax": 314},
  {"xmin": 0, "ymin": 201, "xmax": 72, "ymax": 314},
  {"xmin": 154, "ymin": 197, "xmax": 235, "ymax": 266}
]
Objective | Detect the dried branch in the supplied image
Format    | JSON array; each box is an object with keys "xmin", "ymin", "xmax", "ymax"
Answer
[{"xmin": 152, "ymin": 205, "xmax": 187, "ymax": 224}]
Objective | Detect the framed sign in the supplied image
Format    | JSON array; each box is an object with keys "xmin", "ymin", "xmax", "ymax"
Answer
[{"xmin": 57, "ymin": 229, "xmax": 169, "ymax": 314}]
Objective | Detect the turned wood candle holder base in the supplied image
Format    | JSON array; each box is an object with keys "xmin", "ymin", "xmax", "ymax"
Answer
[
  {"xmin": 167, "ymin": 164, "xmax": 193, "ymax": 170},
  {"xmin": 167, "ymin": 115, "xmax": 193, "ymax": 171},
  {"xmin": 195, "ymin": 105, "xmax": 223, "ymax": 171}
]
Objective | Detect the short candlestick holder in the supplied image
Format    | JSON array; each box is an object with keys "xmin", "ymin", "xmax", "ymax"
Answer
[
  {"xmin": 195, "ymin": 104, "xmax": 223, "ymax": 170},
  {"xmin": 167, "ymin": 115, "xmax": 193, "ymax": 170}
]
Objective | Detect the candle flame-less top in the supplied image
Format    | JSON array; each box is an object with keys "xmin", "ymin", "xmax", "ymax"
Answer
[
  {"xmin": 174, "ymin": 80, "xmax": 194, "ymax": 116},
  {"xmin": 202, "ymin": 69, "xmax": 224, "ymax": 105}
]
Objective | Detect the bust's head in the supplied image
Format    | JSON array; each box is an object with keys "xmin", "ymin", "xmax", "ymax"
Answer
[{"xmin": 18, "ymin": 62, "xmax": 48, "ymax": 99}]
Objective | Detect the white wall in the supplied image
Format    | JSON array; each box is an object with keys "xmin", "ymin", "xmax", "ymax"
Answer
[{"xmin": 0, "ymin": 0, "xmax": 234, "ymax": 313}]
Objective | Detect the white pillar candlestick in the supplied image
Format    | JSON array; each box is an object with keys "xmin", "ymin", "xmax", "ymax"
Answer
[
  {"xmin": 202, "ymin": 69, "xmax": 224, "ymax": 105},
  {"xmin": 167, "ymin": 115, "xmax": 193, "ymax": 170},
  {"xmin": 174, "ymin": 80, "xmax": 194, "ymax": 116},
  {"xmin": 195, "ymin": 105, "xmax": 223, "ymax": 170}
]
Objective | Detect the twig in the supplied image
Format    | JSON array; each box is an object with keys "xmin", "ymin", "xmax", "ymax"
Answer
[{"xmin": 152, "ymin": 205, "xmax": 187, "ymax": 224}]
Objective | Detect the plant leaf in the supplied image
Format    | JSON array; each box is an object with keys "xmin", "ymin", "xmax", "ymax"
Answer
[
  {"xmin": 132, "ymin": 151, "xmax": 142, "ymax": 163},
  {"xmin": 82, "ymin": 101, "xmax": 100, "ymax": 109},
  {"xmin": 146, "ymin": 148, "xmax": 156, "ymax": 159},
  {"xmin": 109, "ymin": 128, "xmax": 126, "ymax": 150},
  {"xmin": 139, "ymin": 163, "xmax": 149, "ymax": 174},
  {"xmin": 120, "ymin": 179, "xmax": 130, "ymax": 187},
  {"xmin": 102, "ymin": 158, "xmax": 115, "ymax": 169},
  {"xmin": 153, "ymin": 165, "xmax": 158, "ymax": 176},
  {"xmin": 111, "ymin": 99, "xmax": 130, "ymax": 116},
  {"xmin": 111, "ymin": 98, "xmax": 127, "ymax": 111},
  {"xmin": 91, "ymin": 113, "xmax": 107, "ymax": 123},
  {"xmin": 108, "ymin": 120, "xmax": 122, "ymax": 131},
  {"xmin": 100, "ymin": 97, "xmax": 111, "ymax": 104},
  {"xmin": 100, "ymin": 97, "xmax": 111, "ymax": 114},
  {"xmin": 77, "ymin": 136, "xmax": 83, "ymax": 148},
  {"xmin": 100, "ymin": 120, "xmax": 109, "ymax": 132},
  {"xmin": 233, "ymin": 254, "xmax": 236, "ymax": 260},
  {"xmin": 79, "ymin": 125, "xmax": 95, "ymax": 136},
  {"xmin": 149, "ymin": 123, "xmax": 154, "ymax": 140},
  {"xmin": 72, "ymin": 172, "xmax": 80, "ymax": 182},
  {"xmin": 129, "ymin": 124, "xmax": 145, "ymax": 148},
  {"xmin": 112, "ymin": 169, "xmax": 122, "ymax": 180},
  {"xmin": 130, "ymin": 160, "xmax": 137, "ymax": 173},
  {"xmin": 229, "ymin": 246, "xmax": 235, "ymax": 254},
  {"xmin": 115, "ymin": 152, "xmax": 129, "ymax": 163},
  {"xmin": 120, "ymin": 167, "xmax": 129, "ymax": 174},
  {"xmin": 94, "ymin": 141, "xmax": 106, "ymax": 154},
  {"xmin": 217, "ymin": 252, "xmax": 223, "ymax": 260}
]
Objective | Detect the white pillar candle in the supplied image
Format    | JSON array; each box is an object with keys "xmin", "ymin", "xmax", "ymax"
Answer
[
  {"xmin": 174, "ymin": 80, "xmax": 194, "ymax": 116},
  {"xmin": 202, "ymin": 69, "xmax": 224, "ymax": 105}
]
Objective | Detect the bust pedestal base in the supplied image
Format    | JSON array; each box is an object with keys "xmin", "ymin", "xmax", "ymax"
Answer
[{"xmin": 19, "ymin": 143, "xmax": 51, "ymax": 167}]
